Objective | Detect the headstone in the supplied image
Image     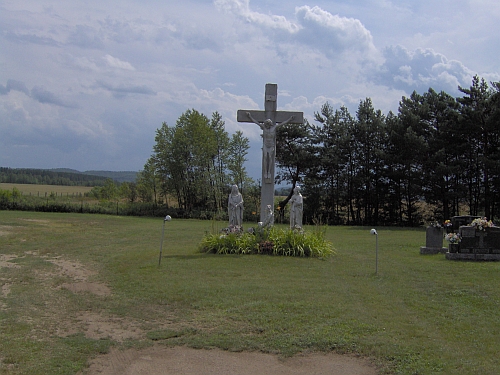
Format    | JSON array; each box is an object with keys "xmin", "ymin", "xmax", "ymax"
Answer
[
  {"xmin": 451, "ymin": 216, "xmax": 480, "ymax": 231},
  {"xmin": 446, "ymin": 226, "xmax": 500, "ymax": 260},
  {"xmin": 420, "ymin": 226, "xmax": 447, "ymax": 254},
  {"xmin": 237, "ymin": 84, "xmax": 304, "ymax": 222}
]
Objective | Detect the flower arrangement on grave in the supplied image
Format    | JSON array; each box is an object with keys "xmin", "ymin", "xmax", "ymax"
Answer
[
  {"xmin": 442, "ymin": 219, "xmax": 453, "ymax": 233},
  {"xmin": 444, "ymin": 232, "xmax": 461, "ymax": 244},
  {"xmin": 429, "ymin": 221, "xmax": 443, "ymax": 229},
  {"xmin": 470, "ymin": 217, "xmax": 494, "ymax": 231}
]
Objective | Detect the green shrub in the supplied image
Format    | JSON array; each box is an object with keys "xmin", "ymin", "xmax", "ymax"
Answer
[{"xmin": 199, "ymin": 226, "xmax": 335, "ymax": 258}]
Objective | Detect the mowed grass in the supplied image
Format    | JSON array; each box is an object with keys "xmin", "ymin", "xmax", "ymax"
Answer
[{"xmin": 1, "ymin": 211, "xmax": 500, "ymax": 374}]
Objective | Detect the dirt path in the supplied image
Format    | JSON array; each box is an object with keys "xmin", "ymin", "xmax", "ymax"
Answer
[{"xmin": 82, "ymin": 346, "xmax": 377, "ymax": 375}]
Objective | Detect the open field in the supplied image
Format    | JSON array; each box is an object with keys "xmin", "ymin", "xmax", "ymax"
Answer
[
  {"xmin": 1, "ymin": 211, "xmax": 499, "ymax": 374},
  {"xmin": 0, "ymin": 183, "xmax": 93, "ymax": 196}
]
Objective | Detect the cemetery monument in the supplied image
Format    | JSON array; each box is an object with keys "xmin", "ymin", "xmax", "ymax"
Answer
[{"xmin": 237, "ymin": 83, "xmax": 304, "ymax": 222}]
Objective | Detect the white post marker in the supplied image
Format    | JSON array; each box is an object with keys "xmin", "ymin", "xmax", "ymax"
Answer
[
  {"xmin": 158, "ymin": 215, "xmax": 172, "ymax": 266},
  {"xmin": 370, "ymin": 228, "xmax": 378, "ymax": 274}
]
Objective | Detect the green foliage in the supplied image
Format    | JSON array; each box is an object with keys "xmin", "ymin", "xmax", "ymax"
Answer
[
  {"xmin": 276, "ymin": 75, "xmax": 500, "ymax": 225},
  {"xmin": 148, "ymin": 109, "xmax": 252, "ymax": 214},
  {"xmin": 199, "ymin": 232, "xmax": 258, "ymax": 255},
  {"xmin": 199, "ymin": 226, "xmax": 335, "ymax": 257}
]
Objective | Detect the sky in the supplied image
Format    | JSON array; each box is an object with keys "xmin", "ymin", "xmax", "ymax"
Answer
[{"xmin": 1, "ymin": 0, "xmax": 500, "ymax": 180}]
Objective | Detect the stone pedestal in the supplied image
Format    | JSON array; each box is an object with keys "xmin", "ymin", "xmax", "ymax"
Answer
[{"xmin": 420, "ymin": 226, "xmax": 447, "ymax": 254}]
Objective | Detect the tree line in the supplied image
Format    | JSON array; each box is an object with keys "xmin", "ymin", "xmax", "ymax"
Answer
[
  {"xmin": 276, "ymin": 75, "xmax": 500, "ymax": 226},
  {"xmin": 0, "ymin": 167, "xmax": 109, "ymax": 186},
  {"xmin": 3, "ymin": 75, "xmax": 498, "ymax": 226}
]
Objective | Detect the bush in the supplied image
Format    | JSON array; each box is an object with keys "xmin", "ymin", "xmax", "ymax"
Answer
[{"xmin": 199, "ymin": 226, "xmax": 335, "ymax": 258}]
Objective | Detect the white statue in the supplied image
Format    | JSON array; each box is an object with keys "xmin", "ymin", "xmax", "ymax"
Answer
[
  {"xmin": 246, "ymin": 112, "xmax": 294, "ymax": 182},
  {"xmin": 261, "ymin": 204, "xmax": 274, "ymax": 228},
  {"xmin": 228, "ymin": 184, "xmax": 243, "ymax": 227},
  {"xmin": 289, "ymin": 186, "xmax": 303, "ymax": 229}
]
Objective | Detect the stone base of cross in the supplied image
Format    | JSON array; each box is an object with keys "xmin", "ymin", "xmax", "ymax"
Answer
[{"xmin": 237, "ymin": 83, "xmax": 303, "ymax": 222}]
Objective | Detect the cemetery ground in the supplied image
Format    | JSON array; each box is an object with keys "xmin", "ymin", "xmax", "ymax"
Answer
[{"xmin": 1, "ymin": 212, "xmax": 499, "ymax": 375}]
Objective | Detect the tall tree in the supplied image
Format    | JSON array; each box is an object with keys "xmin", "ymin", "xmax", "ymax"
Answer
[
  {"xmin": 227, "ymin": 130, "xmax": 250, "ymax": 193},
  {"xmin": 419, "ymin": 89, "xmax": 461, "ymax": 220},
  {"xmin": 149, "ymin": 109, "xmax": 251, "ymax": 213},
  {"xmin": 389, "ymin": 92, "xmax": 428, "ymax": 226},
  {"xmin": 138, "ymin": 158, "xmax": 159, "ymax": 204},
  {"xmin": 209, "ymin": 112, "xmax": 230, "ymax": 212},
  {"xmin": 351, "ymin": 98, "xmax": 387, "ymax": 225},
  {"xmin": 308, "ymin": 104, "xmax": 354, "ymax": 224},
  {"xmin": 275, "ymin": 118, "xmax": 315, "ymax": 219},
  {"xmin": 457, "ymin": 76, "xmax": 495, "ymax": 217}
]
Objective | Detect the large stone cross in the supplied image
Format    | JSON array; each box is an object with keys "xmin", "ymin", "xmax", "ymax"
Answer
[{"xmin": 237, "ymin": 83, "xmax": 303, "ymax": 222}]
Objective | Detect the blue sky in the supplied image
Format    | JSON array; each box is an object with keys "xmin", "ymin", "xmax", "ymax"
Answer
[{"xmin": 1, "ymin": 0, "xmax": 499, "ymax": 180}]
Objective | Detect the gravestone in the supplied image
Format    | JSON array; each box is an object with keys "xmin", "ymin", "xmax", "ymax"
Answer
[
  {"xmin": 237, "ymin": 84, "xmax": 304, "ymax": 222},
  {"xmin": 446, "ymin": 226, "xmax": 500, "ymax": 260},
  {"xmin": 451, "ymin": 215, "xmax": 480, "ymax": 231},
  {"xmin": 420, "ymin": 226, "xmax": 447, "ymax": 254}
]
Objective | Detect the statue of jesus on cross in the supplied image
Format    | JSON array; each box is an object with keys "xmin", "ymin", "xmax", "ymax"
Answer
[
  {"xmin": 245, "ymin": 113, "xmax": 295, "ymax": 182},
  {"xmin": 237, "ymin": 83, "xmax": 304, "ymax": 222}
]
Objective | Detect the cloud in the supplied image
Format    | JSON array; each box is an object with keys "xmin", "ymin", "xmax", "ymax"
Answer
[
  {"xmin": 5, "ymin": 32, "xmax": 61, "ymax": 47},
  {"xmin": 67, "ymin": 25, "xmax": 104, "ymax": 49},
  {"xmin": 375, "ymin": 45, "xmax": 476, "ymax": 94},
  {"xmin": 104, "ymin": 54, "xmax": 135, "ymax": 70},
  {"xmin": 30, "ymin": 86, "xmax": 77, "ymax": 108},
  {"xmin": 214, "ymin": 1, "xmax": 378, "ymax": 63},
  {"xmin": 0, "ymin": 79, "xmax": 30, "ymax": 96},
  {"xmin": 0, "ymin": 80, "xmax": 76, "ymax": 108},
  {"xmin": 294, "ymin": 6, "xmax": 377, "ymax": 58},
  {"xmin": 97, "ymin": 81, "xmax": 157, "ymax": 97}
]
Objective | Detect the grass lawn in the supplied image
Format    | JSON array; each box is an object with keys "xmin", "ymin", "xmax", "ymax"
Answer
[{"xmin": 1, "ymin": 211, "xmax": 499, "ymax": 374}]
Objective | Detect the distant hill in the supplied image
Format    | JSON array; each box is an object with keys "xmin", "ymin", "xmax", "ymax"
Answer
[
  {"xmin": 82, "ymin": 170, "xmax": 139, "ymax": 183},
  {"xmin": 50, "ymin": 169, "xmax": 138, "ymax": 183},
  {"xmin": 0, "ymin": 167, "xmax": 139, "ymax": 186}
]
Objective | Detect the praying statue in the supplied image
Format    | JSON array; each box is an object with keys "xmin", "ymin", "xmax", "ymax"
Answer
[
  {"xmin": 289, "ymin": 186, "xmax": 303, "ymax": 229},
  {"xmin": 228, "ymin": 184, "xmax": 244, "ymax": 227}
]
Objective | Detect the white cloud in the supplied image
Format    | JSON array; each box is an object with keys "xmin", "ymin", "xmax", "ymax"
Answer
[
  {"xmin": 104, "ymin": 54, "xmax": 135, "ymax": 71},
  {"xmin": 375, "ymin": 45, "xmax": 478, "ymax": 94},
  {"xmin": 294, "ymin": 6, "xmax": 377, "ymax": 57}
]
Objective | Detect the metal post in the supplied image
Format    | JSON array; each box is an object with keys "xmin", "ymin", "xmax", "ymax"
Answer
[
  {"xmin": 158, "ymin": 221, "xmax": 166, "ymax": 266},
  {"xmin": 370, "ymin": 229, "xmax": 378, "ymax": 274},
  {"xmin": 158, "ymin": 215, "xmax": 171, "ymax": 266}
]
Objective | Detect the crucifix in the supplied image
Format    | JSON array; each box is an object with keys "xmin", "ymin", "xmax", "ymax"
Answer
[{"xmin": 237, "ymin": 83, "xmax": 304, "ymax": 222}]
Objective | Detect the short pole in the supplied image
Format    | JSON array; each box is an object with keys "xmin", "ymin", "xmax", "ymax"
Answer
[
  {"xmin": 370, "ymin": 229, "xmax": 378, "ymax": 274},
  {"xmin": 158, "ymin": 215, "xmax": 171, "ymax": 266}
]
